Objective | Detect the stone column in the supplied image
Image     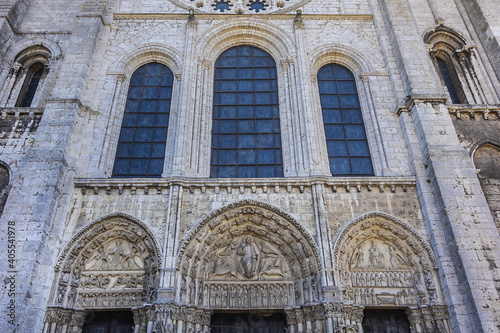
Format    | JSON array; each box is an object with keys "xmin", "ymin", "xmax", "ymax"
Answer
[
  {"xmin": 304, "ymin": 307, "xmax": 314, "ymax": 333},
  {"xmin": 132, "ymin": 308, "xmax": 142, "ymax": 333},
  {"xmin": 323, "ymin": 304, "xmax": 335, "ymax": 333},
  {"xmin": 174, "ymin": 306, "xmax": 186, "ymax": 333},
  {"xmin": 146, "ymin": 306, "xmax": 156, "ymax": 333},
  {"xmin": 406, "ymin": 308, "xmax": 424, "ymax": 333},
  {"xmin": 285, "ymin": 308, "xmax": 297, "ymax": 333},
  {"xmin": 99, "ymin": 74, "xmax": 125, "ymax": 176},
  {"xmin": 0, "ymin": 63, "xmax": 20, "ymax": 106},
  {"xmin": 312, "ymin": 304, "xmax": 325, "ymax": 333},
  {"xmin": 295, "ymin": 308, "xmax": 305, "ymax": 333},
  {"xmin": 171, "ymin": 11, "xmax": 198, "ymax": 177}
]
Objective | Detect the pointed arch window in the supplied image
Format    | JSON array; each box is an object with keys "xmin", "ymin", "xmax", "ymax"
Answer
[
  {"xmin": 112, "ymin": 63, "xmax": 173, "ymax": 178},
  {"xmin": 211, "ymin": 45, "xmax": 283, "ymax": 178},
  {"xmin": 317, "ymin": 63, "xmax": 374, "ymax": 176}
]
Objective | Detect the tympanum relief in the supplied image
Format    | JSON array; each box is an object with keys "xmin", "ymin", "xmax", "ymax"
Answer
[
  {"xmin": 209, "ymin": 236, "xmax": 290, "ymax": 281},
  {"xmin": 53, "ymin": 215, "xmax": 161, "ymax": 309},
  {"xmin": 176, "ymin": 202, "xmax": 322, "ymax": 310},
  {"xmin": 75, "ymin": 239, "xmax": 148, "ymax": 307},
  {"xmin": 335, "ymin": 215, "xmax": 441, "ymax": 309}
]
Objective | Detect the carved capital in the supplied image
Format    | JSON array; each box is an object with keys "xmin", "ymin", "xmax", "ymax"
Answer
[
  {"xmin": 70, "ymin": 309, "xmax": 86, "ymax": 327},
  {"xmin": 285, "ymin": 309, "xmax": 297, "ymax": 325}
]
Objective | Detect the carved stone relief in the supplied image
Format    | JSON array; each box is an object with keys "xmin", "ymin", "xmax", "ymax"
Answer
[
  {"xmin": 334, "ymin": 214, "xmax": 442, "ymax": 309},
  {"xmin": 176, "ymin": 201, "xmax": 322, "ymax": 308},
  {"xmin": 204, "ymin": 282, "xmax": 292, "ymax": 309},
  {"xmin": 54, "ymin": 214, "xmax": 161, "ymax": 310}
]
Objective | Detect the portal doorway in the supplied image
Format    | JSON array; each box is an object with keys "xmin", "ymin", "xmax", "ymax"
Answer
[
  {"xmin": 82, "ymin": 311, "xmax": 134, "ymax": 333},
  {"xmin": 362, "ymin": 309, "xmax": 411, "ymax": 333},
  {"xmin": 211, "ymin": 312, "xmax": 287, "ymax": 333}
]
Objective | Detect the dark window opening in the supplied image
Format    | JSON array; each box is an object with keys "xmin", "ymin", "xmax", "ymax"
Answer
[
  {"xmin": 436, "ymin": 57, "xmax": 466, "ymax": 104},
  {"xmin": 211, "ymin": 45, "xmax": 283, "ymax": 178},
  {"xmin": 318, "ymin": 63, "xmax": 374, "ymax": 176},
  {"xmin": 16, "ymin": 63, "xmax": 44, "ymax": 107},
  {"xmin": 211, "ymin": 312, "xmax": 287, "ymax": 333},
  {"xmin": 112, "ymin": 62, "xmax": 173, "ymax": 178},
  {"xmin": 82, "ymin": 311, "xmax": 134, "ymax": 333},
  {"xmin": 362, "ymin": 309, "xmax": 411, "ymax": 333},
  {"xmin": 0, "ymin": 164, "xmax": 9, "ymax": 215}
]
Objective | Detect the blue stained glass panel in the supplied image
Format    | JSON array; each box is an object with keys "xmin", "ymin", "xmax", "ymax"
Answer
[
  {"xmin": 113, "ymin": 62, "xmax": 172, "ymax": 178},
  {"xmin": 238, "ymin": 150, "xmax": 256, "ymax": 164},
  {"xmin": 318, "ymin": 63, "xmax": 373, "ymax": 176},
  {"xmin": 239, "ymin": 166, "xmax": 256, "ymax": 178},
  {"xmin": 116, "ymin": 143, "xmax": 132, "ymax": 158},
  {"xmin": 347, "ymin": 141, "xmax": 370, "ymax": 156},
  {"xmin": 132, "ymin": 143, "xmax": 151, "ymax": 158},
  {"xmin": 212, "ymin": 45, "xmax": 282, "ymax": 178}
]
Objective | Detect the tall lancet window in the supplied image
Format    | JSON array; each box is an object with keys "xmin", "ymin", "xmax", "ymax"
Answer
[
  {"xmin": 112, "ymin": 63, "xmax": 173, "ymax": 178},
  {"xmin": 318, "ymin": 63, "xmax": 374, "ymax": 176},
  {"xmin": 211, "ymin": 45, "xmax": 283, "ymax": 178},
  {"xmin": 436, "ymin": 56, "xmax": 466, "ymax": 104},
  {"xmin": 16, "ymin": 63, "xmax": 45, "ymax": 107}
]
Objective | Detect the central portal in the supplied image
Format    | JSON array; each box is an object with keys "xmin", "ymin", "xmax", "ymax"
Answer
[{"xmin": 210, "ymin": 312, "xmax": 287, "ymax": 333}]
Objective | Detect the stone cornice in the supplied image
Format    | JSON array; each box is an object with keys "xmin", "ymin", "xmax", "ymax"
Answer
[
  {"xmin": 448, "ymin": 104, "xmax": 500, "ymax": 120},
  {"xmin": 113, "ymin": 13, "xmax": 373, "ymax": 21},
  {"xmin": 74, "ymin": 176, "xmax": 416, "ymax": 195}
]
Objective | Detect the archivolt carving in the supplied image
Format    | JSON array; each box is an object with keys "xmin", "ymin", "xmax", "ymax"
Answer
[
  {"xmin": 177, "ymin": 200, "xmax": 321, "ymax": 308},
  {"xmin": 194, "ymin": 19, "xmax": 296, "ymax": 61},
  {"xmin": 334, "ymin": 212, "xmax": 440, "ymax": 308},
  {"xmin": 54, "ymin": 213, "xmax": 162, "ymax": 309}
]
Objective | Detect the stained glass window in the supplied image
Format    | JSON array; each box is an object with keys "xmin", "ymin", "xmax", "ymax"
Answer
[
  {"xmin": 211, "ymin": 45, "xmax": 283, "ymax": 178},
  {"xmin": 112, "ymin": 63, "xmax": 173, "ymax": 178},
  {"xmin": 318, "ymin": 63, "xmax": 374, "ymax": 176}
]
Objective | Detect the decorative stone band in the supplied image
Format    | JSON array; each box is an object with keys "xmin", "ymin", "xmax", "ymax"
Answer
[
  {"xmin": 77, "ymin": 290, "xmax": 143, "ymax": 308},
  {"xmin": 204, "ymin": 282, "xmax": 293, "ymax": 309}
]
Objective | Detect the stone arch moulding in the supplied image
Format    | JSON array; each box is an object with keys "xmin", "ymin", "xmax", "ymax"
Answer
[
  {"xmin": 471, "ymin": 139, "xmax": 500, "ymax": 159},
  {"xmin": 176, "ymin": 199, "xmax": 322, "ymax": 310},
  {"xmin": 333, "ymin": 211, "xmax": 445, "ymax": 309},
  {"xmin": 309, "ymin": 43, "xmax": 378, "ymax": 75},
  {"xmin": 423, "ymin": 25, "xmax": 469, "ymax": 50},
  {"xmin": 194, "ymin": 19, "xmax": 297, "ymax": 62},
  {"xmin": 53, "ymin": 212, "xmax": 162, "ymax": 310},
  {"xmin": 107, "ymin": 43, "xmax": 183, "ymax": 78},
  {"xmin": 3, "ymin": 37, "xmax": 62, "ymax": 62}
]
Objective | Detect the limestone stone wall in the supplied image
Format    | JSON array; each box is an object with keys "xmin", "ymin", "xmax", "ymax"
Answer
[{"xmin": 0, "ymin": 0, "xmax": 499, "ymax": 332}]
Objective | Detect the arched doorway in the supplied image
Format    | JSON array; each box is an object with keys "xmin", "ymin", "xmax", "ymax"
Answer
[
  {"xmin": 176, "ymin": 200, "xmax": 323, "ymax": 332},
  {"xmin": 334, "ymin": 212, "xmax": 451, "ymax": 333},
  {"xmin": 43, "ymin": 213, "xmax": 162, "ymax": 332}
]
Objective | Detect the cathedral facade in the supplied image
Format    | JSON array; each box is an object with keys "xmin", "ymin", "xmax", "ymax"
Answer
[{"xmin": 0, "ymin": 0, "xmax": 500, "ymax": 332}]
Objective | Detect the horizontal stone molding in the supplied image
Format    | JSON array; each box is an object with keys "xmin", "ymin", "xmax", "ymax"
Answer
[
  {"xmin": 113, "ymin": 13, "xmax": 374, "ymax": 21},
  {"xmin": 74, "ymin": 177, "xmax": 416, "ymax": 195},
  {"xmin": 448, "ymin": 104, "xmax": 500, "ymax": 120}
]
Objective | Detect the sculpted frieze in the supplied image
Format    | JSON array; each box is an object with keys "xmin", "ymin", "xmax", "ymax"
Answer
[
  {"xmin": 77, "ymin": 291, "xmax": 143, "ymax": 308},
  {"xmin": 206, "ymin": 283, "xmax": 292, "ymax": 309}
]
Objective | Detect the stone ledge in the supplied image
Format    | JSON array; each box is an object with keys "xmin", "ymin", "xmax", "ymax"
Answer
[
  {"xmin": 113, "ymin": 13, "xmax": 374, "ymax": 21},
  {"xmin": 448, "ymin": 104, "xmax": 500, "ymax": 120},
  {"xmin": 74, "ymin": 176, "xmax": 416, "ymax": 195},
  {"xmin": 0, "ymin": 107, "xmax": 43, "ymax": 118}
]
